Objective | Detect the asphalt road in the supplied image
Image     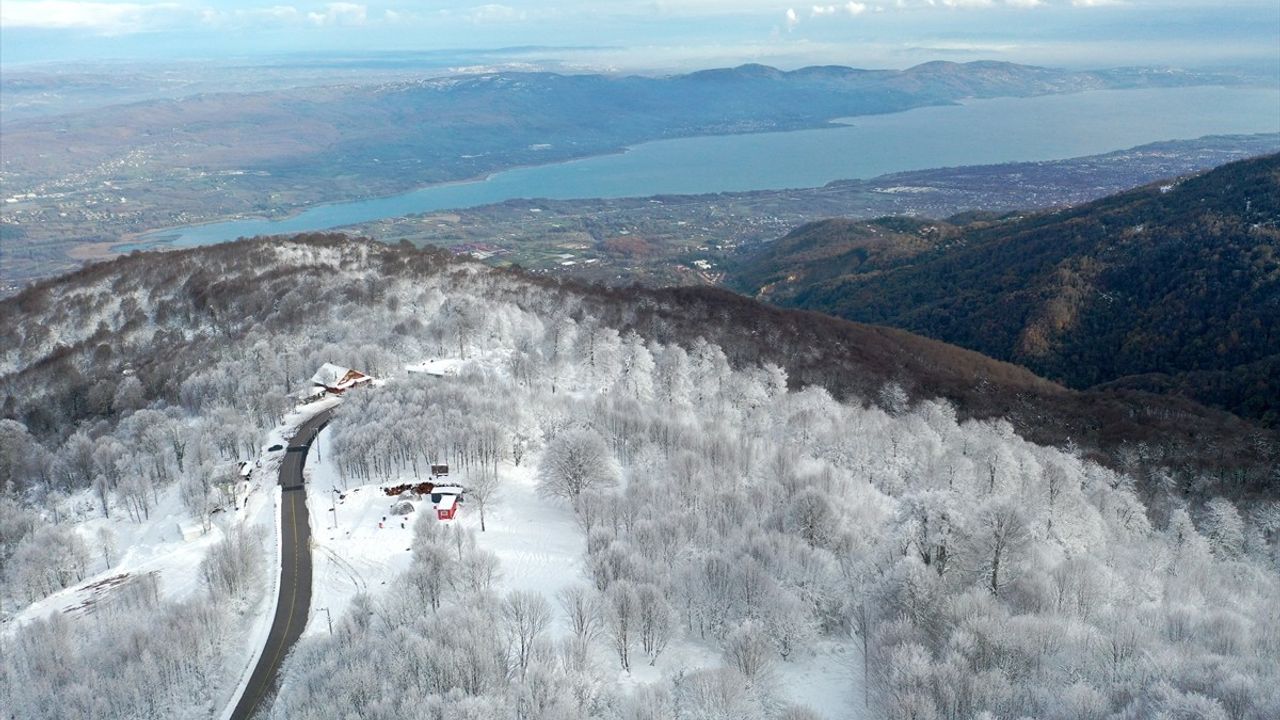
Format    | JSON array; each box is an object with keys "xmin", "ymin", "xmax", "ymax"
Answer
[{"xmin": 229, "ymin": 407, "xmax": 333, "ymax": 720}]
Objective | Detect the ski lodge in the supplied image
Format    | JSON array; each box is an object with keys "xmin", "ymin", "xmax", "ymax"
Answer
[{"xmin": 309, "ymin": 363, "xmax": 372, "ymax": 395}]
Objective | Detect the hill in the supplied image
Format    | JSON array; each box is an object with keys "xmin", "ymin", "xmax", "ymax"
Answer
[
  {"xmin": 729, "ymin": 154, "xmax": 1280, "ymax": 426},
  {"xmin": 3, "ymin": 235, "xmax": 1275, "ymax": 500}
]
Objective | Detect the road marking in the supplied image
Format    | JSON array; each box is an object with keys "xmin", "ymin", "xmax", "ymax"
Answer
[
  {"xmin": 245, "ymin": 482, "xmax": 301, "ymax": 714},
  {"xmin": 234, "ymin": 410, "xmax": 329, "ymax": 719}
]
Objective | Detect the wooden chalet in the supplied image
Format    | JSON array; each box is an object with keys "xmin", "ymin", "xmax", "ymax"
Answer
[{"xmin": 309, "ymin": 363, "xmax": 372, "ymax": 395}]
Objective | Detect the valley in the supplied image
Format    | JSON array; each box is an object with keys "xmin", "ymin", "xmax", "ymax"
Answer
[
  {"xmin": 726, "ymin": 154, "xmax": 1280, "ymax": 428},
  {"xmin": 2, "ymin": 63, "xmax": 1276, "ymax": 290},
  {"xmin": 330, "ymin": 133, "xmax": 1279, "ymax": 287}
]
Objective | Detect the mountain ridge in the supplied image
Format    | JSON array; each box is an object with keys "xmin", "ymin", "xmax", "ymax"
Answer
[
  {"xmin": 728, "ymin": 153, "xmax": 1280, "ymax": 426},
  {"xmin": 3, "ymin": 234, "xmax": 1275, "ymax": 501}
]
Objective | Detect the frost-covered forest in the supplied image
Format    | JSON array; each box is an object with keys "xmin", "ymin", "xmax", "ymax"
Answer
[{"xmin": 2, "ymin": 236, "xmax": 1279, "ymax": 719}]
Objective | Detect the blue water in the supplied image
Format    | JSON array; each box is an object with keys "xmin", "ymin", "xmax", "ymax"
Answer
[{"xmin": 138, "ymin": 85, "xmax": 1280, "ymax": 248}]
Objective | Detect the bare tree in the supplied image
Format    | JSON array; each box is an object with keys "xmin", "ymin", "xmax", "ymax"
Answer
[
  {"xmin": 467, "ymin": 465, "xmax": 502, "ymax": 532},
  {"xmin": 502, "ymin": 590, "xmax": 553, "ymax": 680},
  {"xmin": 558, "ymin": 584, "xmax": 601, "ymax": 643},
  {"xmin": 537, "ymin": 428, "xmax": 618, "ymax": 501},
  {"xmin": 604, "ymin": 580, "xmax": 639, "ymax": 672},
  {"xmin": 966, "ymin": 497, "xmax": 1031, "ymax": 597},
  {"xmin": 96, "ymin": 526, "xmax": 117, "ymax": 568},
  {"xmin": 724, "ymin": 621, "xmax": 775, "ymax": 682},
  {"xmin": 635, "ymin": 582, "xmax": 674, "ymax": 664}
]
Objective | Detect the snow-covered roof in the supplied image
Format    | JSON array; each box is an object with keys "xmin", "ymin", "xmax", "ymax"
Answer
[
  {"xmin": 432, "ymin": 485, "xmax": 464, "ymax": 496},
  {"xmin": 310, "ymin": 363, "xmax": 370, "ymax": 390},
  {"xmin": 436, "ymin": 494, "xmax": 458, "ymax": 511},
  {"xmin": 310, "ymin": 363, "xmax": 350, "ymax": 387}
]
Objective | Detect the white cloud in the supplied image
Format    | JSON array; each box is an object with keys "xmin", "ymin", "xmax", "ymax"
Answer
[
  {"xmin": 810, "ymin": 2, "xmax": 865, "ymax": 17},
  {"xmin": 785, "ymin": 7, "xmax": 799, "ymax": 28},
  {"xmin": 306, "ymin": 2, "xmax": 365, "ymax": 26},
  {"xmin": 1004, "ymin": 0, "xmax": 1041, "ymax": 6},
  {"xmin": 468, "ymin": 4, "xmax": 528, "ymax": 23},
  {"xmin": 0, "ymin": 0, "xmax": 184, "ymax": 33},
  {"xmin": 941, "ymin": 0, "xmax": 995, "ymax": 7}
]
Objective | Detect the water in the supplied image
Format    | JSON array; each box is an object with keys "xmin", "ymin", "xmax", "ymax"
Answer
[{"xmin": 138, "ymin": 85, "xmax": 1280, "ymax": 248}]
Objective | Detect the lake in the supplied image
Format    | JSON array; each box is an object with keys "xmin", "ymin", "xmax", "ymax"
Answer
[{"xmin": 138, "ymin": 85, "xmax": 1280, "ymax": 248}]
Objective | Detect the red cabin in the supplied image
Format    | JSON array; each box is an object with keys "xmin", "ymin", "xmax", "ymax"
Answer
[
  {"xmin": 436, "ymin": 494, "xmax": 458, "ymax": 521},
  {"xmin": 432, "ymin": 485, "xmax": 463, "ymax": 521}
]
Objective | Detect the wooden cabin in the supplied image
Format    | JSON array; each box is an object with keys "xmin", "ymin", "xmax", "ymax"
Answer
[
  {"xmin": 431, "ymin": 485, "xmax": 464, "ymax": 521},
  {"xmin": 309, "ymin": 363, "xmax": 372, "ymax": 395}
]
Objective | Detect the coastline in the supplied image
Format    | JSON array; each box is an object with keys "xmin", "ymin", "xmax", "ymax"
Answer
[{"xmin": 110, "ymin": 84, "xmax": 1278, "ymax": 257}]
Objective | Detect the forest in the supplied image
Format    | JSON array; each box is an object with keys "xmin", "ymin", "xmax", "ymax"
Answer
[
  {"xmin": 728, "ymin": 153, "xmax": 1280, "ymax": 428},
  {"xmin": 1, "ymin": 234, "xmax": 1278, "ymax": 718}
]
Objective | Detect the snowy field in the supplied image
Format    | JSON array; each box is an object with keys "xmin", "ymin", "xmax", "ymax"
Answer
[
  {"xmin": 4, "ymin": 480, "xmax": 223, "ymax": 630},
  {"xmin": 302, "ymin": 378, "xmax": 866, "ymax": 718}
]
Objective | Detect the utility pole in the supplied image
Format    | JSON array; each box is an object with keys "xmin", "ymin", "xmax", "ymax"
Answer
[
  {"xmin": 330, "ymin": 488, "xmax": 339, "ymax": 529},
  {"xmin": 317, "ymin": 607, "xmax": 333, "ymax": 635}
]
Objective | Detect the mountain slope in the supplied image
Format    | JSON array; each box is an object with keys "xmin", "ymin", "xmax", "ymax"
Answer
[
  {"xmin": 3, "ymin": 235, "xmax": 1275, "ymax": 500},
  {"xmin": 7, "ymin": 237, "xmax": 1280, "ymax": 720},
  {"xmin": 730, "ymin": 154, "xmax": 1280, "ymax": 425}
]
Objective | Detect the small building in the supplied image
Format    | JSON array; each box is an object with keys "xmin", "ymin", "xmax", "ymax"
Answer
[
  {"xmin": 309, "ymin": 363, "xmax": 372, "ymax": 395},
  {"xmin": 431, "ymin": 485, "xmax": 464, "ymax": 521},
  {"xmin": 431, "ymin": 464, "xmax": 449, "ymax": 478},
  {"xmin": 436, "ymin": 494, "xmax": 458, "ymax": 521}
]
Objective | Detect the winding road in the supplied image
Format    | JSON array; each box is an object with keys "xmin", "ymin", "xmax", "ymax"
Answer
[{"xmin": 229, "ymin": 407, "xmax": 334, "ymax": 720}]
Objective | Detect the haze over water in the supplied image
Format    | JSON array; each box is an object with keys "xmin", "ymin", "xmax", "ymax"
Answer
[{"xmin": 143, "ymin": 85, "xmax": 1280, "ymax": 248}]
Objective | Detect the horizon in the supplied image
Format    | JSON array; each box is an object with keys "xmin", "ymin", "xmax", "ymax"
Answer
[{"xmin": 2, "ymin": 1, "xmax": 1278, "ymax": 72}]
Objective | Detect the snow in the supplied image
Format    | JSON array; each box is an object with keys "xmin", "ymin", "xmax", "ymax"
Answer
[
  {"xmin": 302, "ymin": 425, "xmax": 865, "ymax": 719},
  {"xmin": 216, "ymin": 487, "xmax": 283, "ymax": 720},
  {"xmin": 777, "ymin": 640, "xmax": 866, "ymax": 718},
  {"xmin": 304, "ymin": 428, "xmax": 591, "ymax": 638},
  {"xmin": 303, "ymin": 426, "xmax": 416, "ymax": 635},
  {"xmin": 2, "ymin": 395, "xmax": 344, "ymax": 719},
  {"xmin": 404, "ymin": 357, "xmax": 465, "ymax": 376},
  {"xmin": 468, "ymin": 461, "xmax": 587, "ymax": 610},
  {"xmin": 4, "ymin": 483, "xmax": 222, "ymax": 631}
]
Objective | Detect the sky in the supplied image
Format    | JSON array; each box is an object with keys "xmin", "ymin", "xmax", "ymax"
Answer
[{"xmin": 1, "ymin": 0, "xmax": 1278, "ymax": 71}]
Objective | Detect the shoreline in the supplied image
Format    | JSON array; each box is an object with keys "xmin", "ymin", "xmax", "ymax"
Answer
[{"xmin": 111, "ymin": 84, "xmax": 1278, "ymax": 257}]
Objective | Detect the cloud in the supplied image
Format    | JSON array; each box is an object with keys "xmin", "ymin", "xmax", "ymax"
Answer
[
  {"xmin": 1072, "ymin": 0, "xmax": 1124, "ymax": 6},
  {"xmin": 0, "ymin": 0, "xmax": 185, "ymax": 33},
  {"xmin": 941, "ymin": 0, "xmax": 995, "ymax": 8},
  {"xmin": 468, "ymin": 4, "xmax": 528, "ymax": 23},
  {"xmin": 306, "ymin": 2, "xmax": 365, "ymax": 26},
  {"xmin": 810, "ymin": 2, "xmax": 865, "ymax": 18},
  {"xmin": 1004, "ymin": 0, "xmax": 1041, "ymax": 6},
  {"xmin": 785, "ymin": 7, "xmax": 799, "ymax": 28}
]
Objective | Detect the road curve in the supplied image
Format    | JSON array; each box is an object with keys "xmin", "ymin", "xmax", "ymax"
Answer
[{"xmin": 230, "ymin": 407, "xmax": 334, "ymax": 720}]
